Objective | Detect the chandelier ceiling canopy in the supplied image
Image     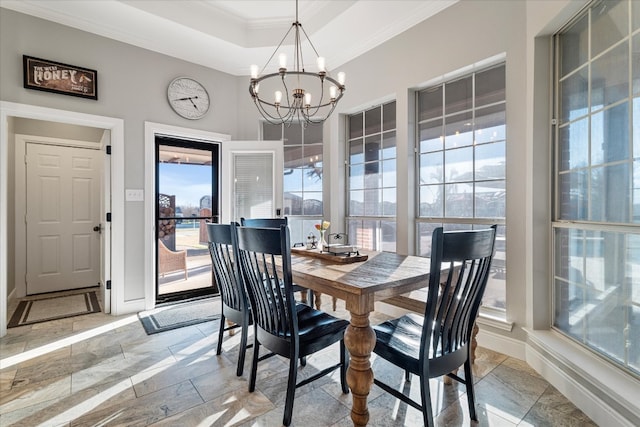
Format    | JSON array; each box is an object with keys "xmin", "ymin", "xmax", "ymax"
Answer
[{"xmin": 249, "ymin": 0, "xmax": 346, "ymax": 126}]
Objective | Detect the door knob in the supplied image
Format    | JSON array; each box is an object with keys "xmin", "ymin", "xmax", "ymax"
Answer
[{"xmin": 93, "ymin": 224, "xmax": 103, "ymax": 234}]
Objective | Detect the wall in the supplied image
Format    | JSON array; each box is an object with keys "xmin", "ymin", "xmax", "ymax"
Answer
[{"xmin": 0, "ymin": 9, "xmax": 244, "ymax": 301}]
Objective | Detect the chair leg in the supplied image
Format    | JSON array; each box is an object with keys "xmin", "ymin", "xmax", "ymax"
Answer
[
  {"xmin": 463, "ymin": 359, "xmax": 478, "ymax": 421},
  {"xmin": 236, "ymin": 320, "xmax": 248, "ymax": 377},
  {"xmin": 216, "ymin": 314, "xmax": 225, "ymax": 356},
  {"xmin": 283, "ymin": 354, "xmax": 299, "ymax": 426},
  {"xmin": 420, "ymin": 375, "xmax": 435, "ymax": 427},
  {"xmin": 405, "ymin": 369, "xmax": 411, "ymax": 382},
  {"xmin": 340, "ymin": 340, "xmax": 349, "ymax": 394},
  {"xmin": 248, "ymin": 336, "xmax": 260, "ymax": 392},
  {"xmin": 300, "ymin": 356, "xmax": 307, "ymax": 366}
]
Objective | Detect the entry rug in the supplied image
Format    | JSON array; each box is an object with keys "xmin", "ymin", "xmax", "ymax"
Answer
[
  {"xmin": 8, "ymin": 291, "xmax": 101, "ymax": 328},
  {"xmin": 138, "ymin": 298, "xmax": 220, "ymax": 335}
]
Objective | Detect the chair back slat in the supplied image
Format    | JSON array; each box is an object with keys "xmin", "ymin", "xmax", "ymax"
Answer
[
  {"xmin": 235, "ymin": 225, "xmax": 298, "ymax": 341},
  {"xmin": 422, "ymin": 226, "xmax": 497, "ymax": 360},
  {"xmin": 207, "ymin": 223, "xmax": 247, "ymax": 312}
]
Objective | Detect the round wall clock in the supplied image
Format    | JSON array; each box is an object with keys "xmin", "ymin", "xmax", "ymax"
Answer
[{"xmin": 167, "ymin": 77, "xmax": 210, "ymax": 120}]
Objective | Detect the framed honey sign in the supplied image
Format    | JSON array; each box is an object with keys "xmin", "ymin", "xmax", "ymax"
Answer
[{"xmin": 23, "ymin": 55, "xmax": 98, "ymax": 100}]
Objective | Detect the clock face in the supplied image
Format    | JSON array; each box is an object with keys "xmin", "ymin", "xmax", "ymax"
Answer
[{"xmin": 167, "ymin": 77, "xmax": 210, "ymax": 120}]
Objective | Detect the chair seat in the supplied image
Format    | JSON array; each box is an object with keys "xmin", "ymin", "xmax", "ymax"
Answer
[
  {"xmin": 297, "ymin": 304, "xmax": 349, "ymax": 351},
  {"xmin": 374, "ymin": 313, "xmax": 466, "ymax": 376},
  {"xmin": 373, "ymin": 313, "xmax": 424, "ymax": 373}
]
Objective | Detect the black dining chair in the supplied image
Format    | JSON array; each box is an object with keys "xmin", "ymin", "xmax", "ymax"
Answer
[
  {"xmin": 234, "ymin": 224, "xmax": 350, "ymax": 426},
  {"xmin": 240, "ymin": 217, "xmax": 314, "ymax": 307},
  {"xmin": 372, "ymin": 225, "xmax": 497, "ymax": 427},
  {"xmin": 206, "ymin": 222, "xmax": 251, "ymax": 376}
]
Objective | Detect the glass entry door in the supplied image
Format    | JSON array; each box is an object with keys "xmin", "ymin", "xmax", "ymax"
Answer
[{"xmin": 155, "ymin": 136, "xmax": 220, "ymax": 303}]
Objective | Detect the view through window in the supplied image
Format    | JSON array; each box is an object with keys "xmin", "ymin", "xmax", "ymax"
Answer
[
  {"xmin": 263, "ymin": 122, "xmax": 324, "ymax": 244},
  {"xmin": 416, "ymin": 64, "xmax": 507, "ymax": 310},
  {"xmin": 553, "ymin": 0, "xmax": 640, "ymax": 375},
  {"xmin": 346, "ymin": 101, "xmax": 397, "ymax": 252}
]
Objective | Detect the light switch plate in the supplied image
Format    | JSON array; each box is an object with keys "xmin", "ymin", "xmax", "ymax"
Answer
[{"xmin": 125, "ymin": 189, "xmax": 144, "ymax": 201}]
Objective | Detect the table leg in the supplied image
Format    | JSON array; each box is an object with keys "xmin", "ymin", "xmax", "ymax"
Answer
[
  {"xmin": 314, "ymin": 292, "xmax": 323, "ymax": 310},
  {"xmin": 344, "ymin": 310, "xmax": 376, "ymax": 427}
]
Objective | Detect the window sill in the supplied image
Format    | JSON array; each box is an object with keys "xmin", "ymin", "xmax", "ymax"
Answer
[{"xmin": 478, "ymin": 307, "xmax": 513, "ymax": 331}]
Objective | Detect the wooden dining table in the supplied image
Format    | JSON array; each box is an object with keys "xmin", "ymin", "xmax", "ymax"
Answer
[{"xmin": 289, "ymin": 249, "xmax": 431, "ymax": 427}]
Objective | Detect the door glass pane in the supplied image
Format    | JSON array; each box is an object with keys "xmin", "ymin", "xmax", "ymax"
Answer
[
  {"xmin": 157, "ymin": 141, "xmax": 218, "ymax": 300},
  {"xmin": 234, "ymin": 153, "xmax": 273, "ymax": 220}
]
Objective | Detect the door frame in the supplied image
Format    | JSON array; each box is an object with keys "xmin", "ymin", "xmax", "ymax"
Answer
[
  {"xmin": 143, "ymin": 122, "xmax": 230, "ymax": 310},
  {"xmin": 0, "ymin": 101, "xmax": 125, "ymax": 337},
  {"xmin": 14, "ymin": 135, "xmax": 103, "ymax": 297}
]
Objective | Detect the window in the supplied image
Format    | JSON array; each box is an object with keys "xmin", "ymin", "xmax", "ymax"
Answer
[
  {"xmin": 263, "ymin": 122, "xmax": 324, "ymax": 243},
  {"xmin": 346, "ymin": 102, "xmax": 397, "ymax": 252},
  {"xmin": 416, "ymin": 64, "xmax": 507, "ymax": 310},
  {"xmin": 553, "ymin": 0, "xmax": 640, "ymax": 376}
]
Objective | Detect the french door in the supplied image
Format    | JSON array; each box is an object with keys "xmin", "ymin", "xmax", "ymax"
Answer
[{"xmin": 155, "ymin": 135, "xmax": 220, "ymax": 303}]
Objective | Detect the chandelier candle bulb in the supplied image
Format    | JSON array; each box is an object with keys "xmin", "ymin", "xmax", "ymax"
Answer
[
  {"xmin": 275, "ymin": 91, "xmax": 283, "ymax": 104},
  {"xmin": 304, "ymin": 93, "xmax": 311, "ymax": 106},
  {"xmin": 338, "ymin": 72, "xmax": 346, "ymax": 85},
  {"xmin": 250, "ymin": 65, "xmax": 259, "ymax": 79},
  {"xmin": 279, "ymin": 53, "xmax": 287, "ymax": 70},
  {"xmin": 330, "ymin": 86, "xmax": 337, "ymax": 100},
  {"xmin": 317, "ymin": 57, "xmax": 326, "ymax": 72}
]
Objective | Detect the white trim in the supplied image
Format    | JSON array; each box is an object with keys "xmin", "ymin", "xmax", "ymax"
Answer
[
  {"xmin": 0, "ymin": 101, "xmax": 125, "ymax": 337},
  {"xmin": 525, "ymin": 329, "xmax": 640, "ymax": 427},
  {"xmin": 476, "ymin": 326, "xmax": 526, "ymax": 360},
  {"xmin": 143, "ymin": 122, "xmax": 230, "ymax": 311},
  {"xmin": 477, "ymin": 310, "xmax": 513, "ymax": 332}
]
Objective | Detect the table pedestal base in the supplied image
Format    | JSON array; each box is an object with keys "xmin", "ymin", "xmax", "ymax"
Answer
[{"xmin": 344, "ymin": 311, "xmax": 376, "ymax": 427}]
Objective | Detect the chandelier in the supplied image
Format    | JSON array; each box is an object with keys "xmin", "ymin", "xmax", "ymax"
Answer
[{"xmin": 249, "ymin": 0, "xmax": 346, "ymax": 126}]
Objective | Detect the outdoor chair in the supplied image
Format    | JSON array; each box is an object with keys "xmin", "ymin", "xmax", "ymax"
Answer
[
  {"xmin": 235, "ymin": 224, "xmax": 349, "ymax": 426},
  {"xmin": 372, "ymin": 225, "xmax": 497, "ymax": 427},
  {"xmin": 158, "ymin": 239, "xmax": 188, "ymax": 280}
]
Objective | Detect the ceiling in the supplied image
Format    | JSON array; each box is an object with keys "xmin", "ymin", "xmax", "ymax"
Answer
[{"xmin": 1, "ymin": 0, "xmax": 458, "ymax": 76}]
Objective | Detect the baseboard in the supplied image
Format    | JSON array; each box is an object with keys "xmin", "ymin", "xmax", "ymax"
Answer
[
  {"xmin": 525, "ymin": 329, "xmax": 640, "ymax": 427},
  {"xmin": 113, "ymin": 298, "xmax": 146, "ymax": 316},
  {"xmin": 476, "ymin": 326, "xmax": 526, "ymax": 360}
]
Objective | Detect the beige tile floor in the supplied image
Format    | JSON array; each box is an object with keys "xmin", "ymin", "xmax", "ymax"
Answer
[{"xmin": 1, "ymin": 293, "xmax": 597, "ymax": 427}]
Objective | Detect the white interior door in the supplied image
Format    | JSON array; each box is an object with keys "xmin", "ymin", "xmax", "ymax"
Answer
[
  {"xmin": 221, "ymin": 140, "xmax": 283, "ymax": 224},
  {"xmin": 26, "ymin": 143, "xmax": 102, "ymax": 294}
]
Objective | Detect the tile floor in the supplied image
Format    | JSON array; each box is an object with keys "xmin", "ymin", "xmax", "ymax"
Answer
[{"xmin": 1, "ymin": 292, "xmax": 597, "ymax": 426}]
